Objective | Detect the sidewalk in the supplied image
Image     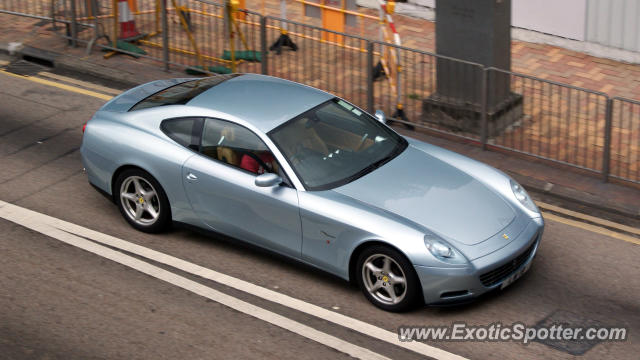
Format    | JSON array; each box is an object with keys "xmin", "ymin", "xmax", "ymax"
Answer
[
  {"xmin": 1, "ymin": 11, "xmax": 639, "ymax": 223},
  {"xmin": 8, "ymin": 0, "xmax": 640, "ymax": 100},
  {"xmin": 256, "ymin": 0, "xmax": 640, "ymax": 101},
  {"xmin": 0, "ymin": 14, "xmax": 193, "ymax": 87}
]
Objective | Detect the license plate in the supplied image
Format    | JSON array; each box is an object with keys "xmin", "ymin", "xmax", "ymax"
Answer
[{"xmin": 500, "ymin": 261, "xmax": 532, "ymax": 290}]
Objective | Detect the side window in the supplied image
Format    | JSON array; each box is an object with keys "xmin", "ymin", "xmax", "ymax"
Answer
[
  {"xmin": 200, "ymin": 118, "xmax": 280, "ymax": 176},
  {"xmin": 160, "ymin": 117, "xmax": 202, "ymax": 151}
]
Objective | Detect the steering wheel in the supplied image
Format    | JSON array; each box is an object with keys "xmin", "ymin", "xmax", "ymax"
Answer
[
  {"xmin": 355, "ymin": 133, "xmax": 369, "ymax": 152},
  {"xmin": 288, "ymin": 143, "xmax": 305, "ymax": 166},
  {"xmin": 289, "ymin": 145, "xmax": 324, "ymax": 167}
]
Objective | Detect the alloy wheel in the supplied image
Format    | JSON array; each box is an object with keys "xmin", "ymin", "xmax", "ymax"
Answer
[
  {"xmin": 119, "ymin": 176, "xmax": 161, "ymax": 226},
  {"xmin": 361, "ymin": 253, "xmax": 407, "ymax": 305}
]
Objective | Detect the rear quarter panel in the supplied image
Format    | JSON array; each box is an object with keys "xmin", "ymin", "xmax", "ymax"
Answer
[{"xmin": 80, "ymin": 109, "xmax": 196, "ymax": 222}]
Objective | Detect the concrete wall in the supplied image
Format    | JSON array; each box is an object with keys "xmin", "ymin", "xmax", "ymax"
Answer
[
  {"xmin": 365, "ymin": 0, "xmax": 640, "ymax": 51},
  {"xmin": 586, "ymin": 0, "xmax": 640, "ymax": 52},
  {"xmin": 512, "ymin": 0, "xmax": 586, "ymax": 41},
  {"xmin": 356, "ymin": 0, "xmax": 640, "ymax": 62}
]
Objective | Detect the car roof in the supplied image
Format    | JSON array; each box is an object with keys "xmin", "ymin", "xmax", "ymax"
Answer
[{"xmin": 186, "ymin": 74, "xmax": 333, "ymax": 133}]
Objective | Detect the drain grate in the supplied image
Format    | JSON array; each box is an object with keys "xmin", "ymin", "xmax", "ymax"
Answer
[
  {"xmin": 533, "ymin": 309, "xmax": 608, "ymax": 355},
  {"xmin": 5, "ymin": 59, "xmax": 44, "ymax": 76}
]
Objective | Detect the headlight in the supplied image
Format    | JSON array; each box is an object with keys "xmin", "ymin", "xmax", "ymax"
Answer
[
  {"xmin": 510, "ymin": 179, "xmax": 538, "ymax": 212},
  {"xmin": 424, "ymin": 235, "xmax": 467, "ymax": 264}
]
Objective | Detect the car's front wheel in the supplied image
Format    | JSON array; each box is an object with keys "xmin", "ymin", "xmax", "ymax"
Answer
[
  {"xmin": 114, "ymin": 169, "xmax": 171, "ymax": 233},
  {"xmin": 356, "ymin": 245, "xmax": 420, "ymax": 312}
]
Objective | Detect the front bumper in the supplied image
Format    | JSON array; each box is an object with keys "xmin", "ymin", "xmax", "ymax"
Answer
[{"xmin": 415, "ymin": 218, "xmax": 543, "ymax": 305}]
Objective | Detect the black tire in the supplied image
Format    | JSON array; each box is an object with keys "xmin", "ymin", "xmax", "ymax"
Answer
[
  {"xmin": 356, "ymin": 245, "xmax": 421, "ymax": 312},
  {"xmin": 114, "ymin": 168, "xmax": 171, "ymax": 233}
]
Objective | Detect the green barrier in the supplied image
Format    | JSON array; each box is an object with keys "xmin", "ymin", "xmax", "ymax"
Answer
[
  {"xmin": 185, "ymin": 65, "xmax": 233, "ymax": 75},
  {"xmin": 221, "ymin": 50, "xmax": 262, "ymax": 62},
  {"xmin": 101, "ymin": 40, "xmax": 147, "ymax": 58}
]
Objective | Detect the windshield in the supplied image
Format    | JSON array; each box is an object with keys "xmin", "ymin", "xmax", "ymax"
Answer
[{"xmin": 269, "ymin": 99, "xmax": 407, "ymax": 190}]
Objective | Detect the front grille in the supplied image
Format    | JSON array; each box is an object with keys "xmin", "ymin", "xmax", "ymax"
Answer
[{"xmin": 479, "ymin": 238, "xmax": 538, "ymax": 287}]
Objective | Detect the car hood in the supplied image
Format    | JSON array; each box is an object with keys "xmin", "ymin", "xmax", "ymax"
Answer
[{"xmin": 333, "ymin": 145, "xmax": 516, "ymax": 246}]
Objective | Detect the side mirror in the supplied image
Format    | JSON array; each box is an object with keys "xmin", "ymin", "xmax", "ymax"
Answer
[
  {"xmin": 255, "ymin": 173, "xmax": 282, "ymax": 187},
  {"xmin": 374, "ymin": 110, "xmax": 386, "ymax": 124}
]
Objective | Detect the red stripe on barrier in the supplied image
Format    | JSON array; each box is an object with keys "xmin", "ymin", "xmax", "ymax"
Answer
[{"xmin": 388, "ymin": 22, "xmax": 397, "ymax": 34}]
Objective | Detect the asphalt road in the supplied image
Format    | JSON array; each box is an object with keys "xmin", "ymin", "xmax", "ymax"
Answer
[{"xmin": 0, "ymin": 68, "xmax": 639, "ymax": 360}]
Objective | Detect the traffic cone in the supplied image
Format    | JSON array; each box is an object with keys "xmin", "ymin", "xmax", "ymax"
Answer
[{"xmin": 117, "ymin": 0, "xmax": 140, "ymax": 40}]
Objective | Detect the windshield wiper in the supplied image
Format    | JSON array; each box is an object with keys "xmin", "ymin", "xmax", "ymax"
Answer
[
  {"xmin": 370, "ymin": 153, "xmax": 395, "ymax": 170},
  {"xmin": 341, "ymin": 151, "xmax": 396, "ymax": 185}
]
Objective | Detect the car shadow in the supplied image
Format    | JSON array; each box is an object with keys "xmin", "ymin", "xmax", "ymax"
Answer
[
  {"xmin": 170, "ymin": 221, "xmax": 356, "ymax": 291},
  {"xmin": 164, "ymin": 221, "xmax": 535, "ymax": 314}
]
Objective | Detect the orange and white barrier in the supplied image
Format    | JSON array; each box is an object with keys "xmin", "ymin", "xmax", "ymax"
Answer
[
  {"xmin": 379, "ymin": 0, "xmax": 401, "ymax": 47},
  {"xmin": 118, "ymin": 0, "xmax": 140, "ymax": 39},
  {"xmin": 377, "ymin": 1, "xmax": 401, "ymax": 104},
  {"xmin": 377, "ymin": 1, "xmax": 411, "ymax": 127}
]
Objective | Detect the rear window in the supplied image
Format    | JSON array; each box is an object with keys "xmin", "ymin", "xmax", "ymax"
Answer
[{"xmin": 129, "ymin": 74, "xmax": 241, "ymax": 111}]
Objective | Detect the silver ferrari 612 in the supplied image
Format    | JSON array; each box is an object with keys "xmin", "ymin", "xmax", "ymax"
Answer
[{"xmin": 81, "ymin": 74, "xmax": 544, "ymax": 311}]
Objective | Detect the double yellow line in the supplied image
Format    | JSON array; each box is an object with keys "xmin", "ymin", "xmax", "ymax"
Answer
[
  {"xmin": 538, "ymin": 202, "xmax": 640, "ymax": 245},
  {"xmin": 0, "ymin": 68, "xmax": 115, "ymax": 101}
]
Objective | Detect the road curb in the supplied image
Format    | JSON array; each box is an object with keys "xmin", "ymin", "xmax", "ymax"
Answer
[
  {"xmin": 509, "ymin": 172, "xmax": 640, "ymax": 221},
  {"xmin": 3, "ymin": 42, "xmax": 142, "ymax": 88},
  {"xmin": 54, "ymin": 53, "xmax": 141, "ymax": 89}
]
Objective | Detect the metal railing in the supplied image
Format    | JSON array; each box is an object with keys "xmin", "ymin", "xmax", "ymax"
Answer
[
  {"xmin": 371, "ymin": 40, "xmax": 486, "ymax": 141},
  {"xmin": 1, "ymin": 0, "xmax": 639, "ymax": 185},
  {"xmin": 264, "ymin": 16, "xmax": 370, "ymax": 111},
  {"xmin": 610, "ymin": 98, "xmax": 640, "ymax": 183},
  {"xmin": 487, "ymin": 68, "xmax": 610, "ymax": 176},
  {"xmin": 1, "ymin": 0, "xmax": 56, "ymax": 19}
]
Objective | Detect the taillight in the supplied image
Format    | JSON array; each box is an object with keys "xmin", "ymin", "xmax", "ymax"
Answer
[{"xmin": 82, "ymin": 123, "xmax": 87, "ymax": 133}]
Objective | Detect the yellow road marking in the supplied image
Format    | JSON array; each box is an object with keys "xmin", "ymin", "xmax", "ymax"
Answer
[
  {"xmin": 0, "ymin": 69, "xmax": 113, "ymax": 101},
  {"xmin": 542, "ymin": 212, "xmax": 640, "ymax": 246},
  {"xmin": 38, "ymin": 71, "xmax": 122, "ymax": 96},
  {"xmin": 537, "ymin": 201, "xmax": 640, "ymax": 236}
]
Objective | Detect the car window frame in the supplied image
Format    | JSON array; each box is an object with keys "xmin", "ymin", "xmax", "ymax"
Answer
[
  {"xmin": 267, "ymin": 98, "xmax": 408, "ymax": 191},
  {"xmin": 160, "ymin": 116, "xmax": 204, "ymax": 152},
  {"xmin": 197, "ymin": 117, "xmax": 295, "ymax": 188}
]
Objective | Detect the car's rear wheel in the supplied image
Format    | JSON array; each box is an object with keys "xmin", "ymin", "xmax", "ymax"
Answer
[
  {"xmin": 115, "ymin": 169, "xmax": 170, "ymax": 233},
  {"xmin": 356, "ymin": 245, "xmax": 420, "ymax": 312}
]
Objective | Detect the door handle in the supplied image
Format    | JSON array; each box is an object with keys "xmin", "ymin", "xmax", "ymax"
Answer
[{"xmin": 186, "ymin": 173, "xmax": 198, "ymax": 181}]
